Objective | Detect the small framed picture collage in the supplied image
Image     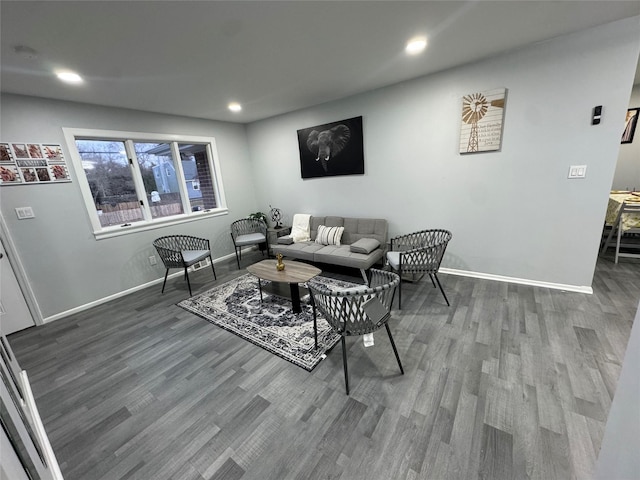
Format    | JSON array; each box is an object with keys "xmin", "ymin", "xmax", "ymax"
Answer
[{"xmin": 0, "ymin": 142, "xmax": 71, "ymax": 185}]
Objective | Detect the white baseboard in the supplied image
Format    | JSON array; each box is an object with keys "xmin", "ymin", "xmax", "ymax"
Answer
[
  {"xmin": 42, "ymin": 252, "xmax": 237, "ymax": 324},
  {"xmin": 439, "ymin": 267, "xmax": 593, "ymax": 294},
  {"xmin": 43, "ymin": 254, "xmax": 591, "ymax": 324}
]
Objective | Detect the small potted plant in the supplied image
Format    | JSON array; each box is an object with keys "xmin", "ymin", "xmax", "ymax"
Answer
[{"xmin": 248, "ymin": 211, "xmax": 268, "ymax": 226}]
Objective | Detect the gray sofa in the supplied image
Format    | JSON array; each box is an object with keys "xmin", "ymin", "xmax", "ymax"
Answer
[{"xmin": 271, "ymin": 215, "xmax": 387, "ymax": 280}]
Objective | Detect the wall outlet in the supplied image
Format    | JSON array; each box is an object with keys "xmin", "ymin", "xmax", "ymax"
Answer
[
  {"xmin": 149, "ymin": 255, "xmax": 157, "ymax": 266},
  {"xmin": 191, "ymin": 258, "xmax": 211, "ymax": 270}
]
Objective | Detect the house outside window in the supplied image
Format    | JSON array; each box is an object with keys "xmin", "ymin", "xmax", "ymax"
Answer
[{"xmin": 64, "ymin": 128, "xmax": 227, "ymax": 239}]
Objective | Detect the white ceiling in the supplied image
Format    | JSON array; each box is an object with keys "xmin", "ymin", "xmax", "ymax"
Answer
[{"xmin": 2, "ymin": 1, "xmax": 639, "ymax": 124}]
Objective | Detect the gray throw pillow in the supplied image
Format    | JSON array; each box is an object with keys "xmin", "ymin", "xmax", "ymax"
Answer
[
  {"xmin": 277, "ymin": 235, "xmax": 294, "ymax": 245},
  {"xmin": 350, "ymin": 238, "xmax": 381, "ymax": 254}
]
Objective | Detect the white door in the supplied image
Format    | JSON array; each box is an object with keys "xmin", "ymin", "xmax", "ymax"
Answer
[{"xmin": 0, "ymin": 239, "xmax": 34, "ymax": 334}]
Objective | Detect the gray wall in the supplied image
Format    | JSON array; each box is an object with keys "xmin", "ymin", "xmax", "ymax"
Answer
[
  {"xmin": 612, "ymin": 83, "xmax": 640, "ymax": 190},
  {"xmin": 1, "ymin": 17, "xmax": 639, "ymax": 322},
  {"xmin": 247, "ymin": 17, "xmax": 640, "ymax": 289},
  {"xmin": 0, "ymin": 95, "xmax": 256, "ymax": 320}
]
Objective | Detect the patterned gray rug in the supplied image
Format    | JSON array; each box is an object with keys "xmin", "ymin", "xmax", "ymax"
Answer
[{"xmin": 178, "ymin": 273, "xmax": 360, "ymax": 371}]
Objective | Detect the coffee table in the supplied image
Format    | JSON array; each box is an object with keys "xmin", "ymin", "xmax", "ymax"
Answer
[{"xmin": 246, "ymin": 259, "xmax": 321, "ymax": 314}]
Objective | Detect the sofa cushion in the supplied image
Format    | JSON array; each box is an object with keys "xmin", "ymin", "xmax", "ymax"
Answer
[
  {"xmin": 350, "ymin": 238, "xmax": 380, "ymax": 254},
  {"xmin": 315, "ymin": 225, "xmax": 345, "ymax": 246},
  {"xmin": 271, "ymin": 241, "xmax": 323, "ymax": 262},
  {"xmin": 314, "ymin": 245, "xmax": 385, "ymax": 270}
]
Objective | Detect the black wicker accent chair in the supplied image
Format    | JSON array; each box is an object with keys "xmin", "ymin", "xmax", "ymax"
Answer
[
  {"xmin": 308, "ymin": 269, "xmax": 403, "ymax": 395},
  {"xmin": 386, "ymin": 229, "xmax": 452, "ymax": 309},
  {"xmin": 153, "ymin": 235, "xmax": 216, "ymax": 296},
  {"xmin": 230, "ymin": 218, "xmax": 268, "ymax": 269}
]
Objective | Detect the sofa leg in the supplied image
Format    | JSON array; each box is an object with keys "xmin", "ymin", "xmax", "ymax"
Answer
[{"xmin": 359, "ymin": 269, "xmax": 369, "ymax": 285}]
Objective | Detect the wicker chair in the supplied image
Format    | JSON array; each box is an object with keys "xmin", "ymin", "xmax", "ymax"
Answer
[
  {"xmin": 230, "ymin": 218, "xmax": 268, "ymax": 269},
  {"xmin": 308, "ymin": 269, "xmax": 403, "ymax": 395},
  {"xmin": 386, "ymin": 229, "xmax": 452, "ymax": 309},
  {"xmin": 153, "ymin": 235, "xmax": 216, "ymax": 296}
]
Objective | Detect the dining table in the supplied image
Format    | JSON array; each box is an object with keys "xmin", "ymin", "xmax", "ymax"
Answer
[
  {"xmin": 601, "ymin": 191, "xmax": 640, "ymax": 262},
  {"xmin": 605, "ymin": 191, "xmax": 640, "ymax": 231}
]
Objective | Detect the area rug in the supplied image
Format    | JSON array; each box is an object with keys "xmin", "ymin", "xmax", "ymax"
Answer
[{"xmin": 178, "ymin": 273, "xmax": 362, "ymax": 371}]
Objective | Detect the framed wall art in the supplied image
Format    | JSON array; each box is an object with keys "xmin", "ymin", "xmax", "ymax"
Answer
[
  {"xmin": 297, "ymin": 116, "xmax": 364, "ymax": 179},
  {"xmin": 459, "ymin": 88, "xmax": 507, "ymax": 154},
  {"xmin": 0, "ymin": 142, "xmax": 70, "ymax": 185},
  {"xmin": 622, "ymin": 108, "xmax": 639, "ymax": 144}
]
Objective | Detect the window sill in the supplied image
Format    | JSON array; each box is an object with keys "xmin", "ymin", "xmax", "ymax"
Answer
[{"xmin": 93, "ymin": 208, "xmax": 228, "ymax": 240}]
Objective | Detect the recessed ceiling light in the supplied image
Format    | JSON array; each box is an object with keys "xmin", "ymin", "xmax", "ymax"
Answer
[
  {"xmin": 56, "ymin": 71, "xmax": 83, "ymax": 84},
  {"xmin": 228, "ymin": 102, "xmax": 242, "ymax": 112},
  {"xmin": 405, "ymin": 37, "xmax": 427, "ymax": 55}
]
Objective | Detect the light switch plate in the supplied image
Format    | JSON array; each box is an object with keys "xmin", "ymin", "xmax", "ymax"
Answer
[
  {"xmin": 15, "ymin": 207, "xmax": 35, "ymax": 219},
  {"xmin": 568, "ymin": 165, "xmax": 587, "ymax": 179}
]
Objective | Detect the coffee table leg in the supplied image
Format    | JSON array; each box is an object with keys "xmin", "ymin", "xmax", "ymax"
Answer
[
  {"xmin": 257, "ymin": 278, "xmax": 263, "ymax": 303},
  {"xmin": 290, "ymin": 283, "xmax": 301, "ymax": 313},
  {"xmin": 310, "ymin": 295, "xmax": 318, "ymax": 349}
]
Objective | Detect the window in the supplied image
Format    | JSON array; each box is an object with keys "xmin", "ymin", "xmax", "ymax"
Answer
[{"xmin": 64, "ymin": 129, "xmax": 227, "ymax": 239}]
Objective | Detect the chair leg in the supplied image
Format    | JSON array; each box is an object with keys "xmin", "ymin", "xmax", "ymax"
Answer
[
  {"xmin": 161, "ymin": 269, "xmax": 169, "ymax": 293},
  {"xmin": 398, "ymin": 277, "xmax": 402, "ymax": 310},
  {"xmin": 185, "ymin": 267, "xmax": 193, "ymax": 296},
  {"xmin": 341, "ymin": 336, "xmax": 349, "ymax": 395},
  {"xmin": 385, "ymin": 323, "xmax": 404, "ymax": 375},
  {"xmin": 209, "ymin": 255, "xmax": 217, "ymax": 280},
  {"xmin": 429, "ymin": 273, "xmax": 437, "ymax": 288},
  {"xmin": 235, "ymin": 247, "xmax": 241, "ymax": 269},
  {"xmin": 433, "ymin": 273, "xmax": 450, "ymax": 306}
]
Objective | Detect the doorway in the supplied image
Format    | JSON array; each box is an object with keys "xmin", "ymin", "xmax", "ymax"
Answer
[{"xmin": 0, "ymin": 237, "xmax": 35, "ymax": 335}]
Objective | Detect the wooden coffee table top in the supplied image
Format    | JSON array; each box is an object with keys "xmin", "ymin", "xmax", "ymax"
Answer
[{"xmin": 246, "ymin": 259, "xmax": 321, "ymax": 284}]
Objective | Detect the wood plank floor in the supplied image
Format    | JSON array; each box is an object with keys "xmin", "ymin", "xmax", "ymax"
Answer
[{"xmin": 8, "ymin": 251, "xmax": 640, "ymax": 480}]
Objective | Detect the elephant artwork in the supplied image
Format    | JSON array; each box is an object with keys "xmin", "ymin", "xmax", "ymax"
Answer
[
  {"xmin": 306, "ymin": 124, "xmax": 351, "ymax": 173},
  {"xmin": 297, "ymin": 116, "xmax": 364, "ymax": 179}
]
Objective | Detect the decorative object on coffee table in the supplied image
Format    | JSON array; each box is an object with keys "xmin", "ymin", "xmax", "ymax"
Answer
[
  {"xmin": 177, "ymin": 273, "xmax": 360, "ymax": 370},
  {"xmin": 247, "ymin": 259, "xmax": 321, "ymax": 314},
  {"xmin": 276, "ymin": 253, "xmax": 285, "ymax": 271}
]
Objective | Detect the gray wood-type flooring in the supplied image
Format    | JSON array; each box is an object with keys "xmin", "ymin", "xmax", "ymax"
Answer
[{"xmin": 8, "ymin": 250, "xmax": 640, "ymax": 480}]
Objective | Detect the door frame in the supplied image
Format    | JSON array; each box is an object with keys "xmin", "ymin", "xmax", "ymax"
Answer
[{"xmin": 0, "ymin": 213, "xmax": 42, "ymax": 326}]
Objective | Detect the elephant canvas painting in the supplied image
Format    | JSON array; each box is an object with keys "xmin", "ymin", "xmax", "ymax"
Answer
[{"xmin": 297, "ymin": 116, "xmax": 364, "ymax": 179}]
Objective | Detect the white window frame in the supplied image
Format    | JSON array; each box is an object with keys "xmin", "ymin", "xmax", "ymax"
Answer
[{"xmin": 63, "ymin": 128, "xmax": 228, "ymax": 240}]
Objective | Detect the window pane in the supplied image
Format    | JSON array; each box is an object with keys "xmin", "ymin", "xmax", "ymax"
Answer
[
  {"xmin": 134, "ymin": 142, "xmax": 184, "ymax": 219},
  {"xmin": 75, "ymin": 140, "xmax": 143, "ymax": 227},
  {"xmin": 179, "ymin": 144, "xmax": 217, "ymax": 212}
]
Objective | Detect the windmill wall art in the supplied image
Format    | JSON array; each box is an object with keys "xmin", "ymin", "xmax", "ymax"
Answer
[{"xmin": 459, "ymin": 88, "xmax": 507, "ymax": 154}]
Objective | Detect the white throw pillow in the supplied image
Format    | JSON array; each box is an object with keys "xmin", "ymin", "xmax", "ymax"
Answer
[{"xmin": 315, "ymin": 225, "xmax": 345, "ymax": 246}]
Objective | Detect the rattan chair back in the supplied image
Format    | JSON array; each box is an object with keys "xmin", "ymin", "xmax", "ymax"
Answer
[
  {"xmin": 230, "ymin": 218, "xmax": 267, "ymax": 240},
  {"xmin": 152, "ymin": 235, "xmax": 215, "ymax": 296},
  {"xmin": 308, "ymin": 268, "xmax": 403, "ymax": 394},
  {"xmin": 308, "ymin": 269, "xmax": 399, "ymax": 336},
  {"xmin": 390, "ymin": 229, "xmax": 452, "ymax": 274},
  {"xmin": 153, "ymin": 235, "xmax": 210, "ymax": 268}
]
